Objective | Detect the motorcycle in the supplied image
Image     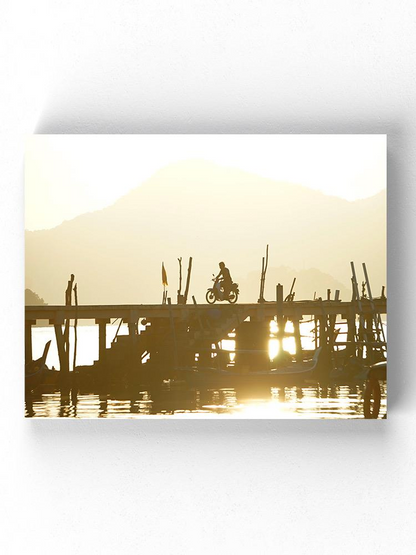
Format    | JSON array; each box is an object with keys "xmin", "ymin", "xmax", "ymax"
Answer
[{"xmin": 206, "ymin": 275, "xmax": 239, "ymax": 304}]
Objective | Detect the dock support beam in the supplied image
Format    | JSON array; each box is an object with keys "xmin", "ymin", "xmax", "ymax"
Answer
[
  {"xmin": 346, "ymin": 313, "xmax": 356, "ymax": 356},
  {"xmin": 317, "ymin": 317, "xmax": 326, "ymax": 348},
  {"xmin": 25, "ymin": 320, "xmax": 35, "ymax": 365},
  {"xmin": 235, "ymin": 320, "xmax": 269, "ymax": 371},
  {"xmin": 365, "ymin": 315, "xmax": 374, "ymax": 364},
  {"xmin": 96, "ymin": 319, "xmax": 110, "ymax": 365},
  {"xmin": 293, "ymin": 318, "xmax": 303, "ymax": 362},
  {"xmin": 276, "ymin": 284, "xmax": 285, "ymax": 354},
  {"xmin": 54, "ymin": 323, "xmax": 69, "ymax": 374}
]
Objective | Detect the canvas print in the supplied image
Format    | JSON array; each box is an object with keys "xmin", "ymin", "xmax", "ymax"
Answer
[{"xmin": 25, "ymin": 135, "xmax": 387, "ymax": 418}]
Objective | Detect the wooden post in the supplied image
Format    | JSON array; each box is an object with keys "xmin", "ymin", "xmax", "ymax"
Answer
[
  {"xmin": 54, "ymin": 323, "xmax": 68, "ymax": 373},
  {"xmin": 328, "ymin": 291, "xmax": 340, "ymax": 351},
  {"xmin": 183, "ymin": 257, "xmax": 193, "ymax": 304},
  {"xmin": 73, "ymin": 283, "xmax": 78, "ymax": 371},
  {"xmin": 167, "ymin": 297, "xmax": 178, "ymax": 369},
  {"xmin": 235, "ymin": 320, "xmax": 269, "ymax": 371},
  {"xmin": 258, "ymin": 245, "xmax": 269, "ymax": 302},
  {"xmin": 128, "ymin": 321, "xmax": 136, "ymax": 337},
  {"xmin": 286, "ymin": 278, "xmax": 296, "ymax": 301},
  {"xmin": 365, "ymin": 314, "xmax": 374, "ymax": 364},
  {"xmin": 96, "ymin": 319, "xmax": 109, "ymax": 365},
  {"xmin": 192, "ymin": 295, "xmax": 204, "ymax": 332},
  {"xmin": 258, "ymin": 256, "xmax": 265, "ymax": 302},
  {"xmin": 177, "ymin": 257, "xmax": 183, "ymax": 304},
  {"xmin": 276, "ymin": 284, "xmax": 284, "ymax": 354},
  {"xmin": 346, "ymin": 312, "xmax": 356, "ymax": 356},
  {"xmin": 293, "ymin": 317, "xmax": 302, "ymax": 362},
  {"xmin": 25, "ymin": 320, "xmax": 35, "ymax": 365},
  {"xmin": 317, "ymin": 317, "xmax": 323, "ymax": 348},
  {"xmin": 64, "ymin": 274, "xmax": 74, "ymax": 357}
]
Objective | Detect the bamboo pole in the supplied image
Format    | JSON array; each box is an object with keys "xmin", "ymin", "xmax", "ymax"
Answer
[
  {"xmin": 177, "ymin": 257, "xmax": 183, "ymax": 304},
  {"xmin": 167, "ymin": 297, "xmax": 178, "ymax": 368},
  {"xmin": 183, "ymin": 257, "xmax": 193, "ymax": 304},
  {"xmin": 258, "ymin": 244, "xmax": 269, "ymax": 302},
  {"xmin": 258, "ymin": 256, "xmax": 265, "ymax": 302}
]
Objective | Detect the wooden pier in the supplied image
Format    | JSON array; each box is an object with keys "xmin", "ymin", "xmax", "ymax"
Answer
[{"xmin": 25, "ymin": 297, "xmax": 387, "ymax": 375}]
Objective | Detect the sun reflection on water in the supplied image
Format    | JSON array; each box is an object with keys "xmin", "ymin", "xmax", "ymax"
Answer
[
  {"xmin": 27, "ymin": 325, "xmax": 386, "ymax": 419},
  {"xmin": 26, "ymin": 384, "xmax": 387, "ymax": 419}
]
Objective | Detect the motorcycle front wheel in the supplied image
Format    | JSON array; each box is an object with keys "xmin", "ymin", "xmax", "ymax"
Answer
[
  {"xmin": 206, "ymin": 290, "xmax": 216, "ymax": 304},
  {"xmin": 228, "ymin": 291, "xmax": 238, "ymax": 304}
]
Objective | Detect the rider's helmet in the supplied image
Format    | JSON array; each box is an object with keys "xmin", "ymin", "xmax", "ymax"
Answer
[{"xmin": 219, "ymin": 261, "xmax": 225, "ymax": 269}]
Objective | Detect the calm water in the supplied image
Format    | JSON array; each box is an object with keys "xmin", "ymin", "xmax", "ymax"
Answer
[
  {"xmin": 27, "ymin": 324, "xmax": 387, "ymax": 419},
  {"xmin": 25, "ymin": 383, "xmax": 387, "ymax": 419}
]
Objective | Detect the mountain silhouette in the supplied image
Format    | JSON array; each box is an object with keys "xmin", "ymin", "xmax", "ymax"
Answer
[
  {"xmin": 25, "ymin": 288, "xmax": 47, "ymax": 305},
  {"xmin": 25, "ymin": 160, "xmax": 386, "ymax": 305}
]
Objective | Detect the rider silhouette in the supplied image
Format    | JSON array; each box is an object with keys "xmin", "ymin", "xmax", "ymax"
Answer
[{"xmin": 215, "ymin": 262, "xmax": 232, "ymax": 298}]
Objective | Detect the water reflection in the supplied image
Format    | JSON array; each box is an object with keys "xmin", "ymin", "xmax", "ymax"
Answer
[{"xmin": 25, "ymin": 383, "xmax": 387, "ymax": 419}]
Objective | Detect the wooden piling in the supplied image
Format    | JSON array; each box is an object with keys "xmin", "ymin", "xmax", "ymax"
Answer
[
  {"xmin": 63, "ymin": 275, "xmax": 74, "ymax": 361},
  {"xmin": 73, "ymin": 283, "xmax": 78, "ymax": 370},
  {"xmin": 317, "ymin": 317, "xmax": 324, "ymax": 348},
  {"xmin": 235, "ymin": 319, "xmax": 269, "ymax": 371},
  {"xmin": 128, "ymin": 322, "xmax": 136, "ymax": 336},
  {"xmin": 276, "ymin": 284, "xmax": 284, "ymax": 354},
  {"xmin": 177, "ymin": 257, "xmax": 184, "ymax": 304},
  {"xmin": 54, "ymin": 323, "xmax": 69, "ymax": 373},
  {"xmin": 346, "ymin": 312, "xmax": 356, "ymax": 356},
  {"xmin": 293, "ymin": 318, "xmax": 302, "ymax": 362},
  {"xmin": 183, "ymin": 257, "xmax": 193, "ymax": 304},
  {"xmin": 365, "ymin": 314, "xmax": 374, "ymax": 364},
  {"xmin": 25, "ymin": 320, "xmax": 35, "ymax": 365},
  {"xmin": 167, "ymin": 297, "xmax": 179, "ymax": 369},
  {"xmin": 96, "ymin": 319, "xmax": 110, "ymax": 365}
]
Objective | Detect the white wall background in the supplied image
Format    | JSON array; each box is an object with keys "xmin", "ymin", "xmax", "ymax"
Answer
[{"xmin": 1, "ymin": 1, "xmax": 415, "ymax": 553}]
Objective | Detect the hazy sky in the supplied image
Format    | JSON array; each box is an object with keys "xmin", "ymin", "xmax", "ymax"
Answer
[{"xmin": 25, "ymin": 134, "xmax": 386, "ymax": 230}]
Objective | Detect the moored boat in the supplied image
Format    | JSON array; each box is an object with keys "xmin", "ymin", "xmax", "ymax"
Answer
[
  {"xmin": 177, "ymin": 347, "xmax": 326, "ymax": 387},
  {"xmin": 25, "ymin": 341, "xmax": 51, "ymax": 391}
]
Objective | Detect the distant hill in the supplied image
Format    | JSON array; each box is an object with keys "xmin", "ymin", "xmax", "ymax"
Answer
[
  {"xmin": 25, "ymin": 288, "xmax": 47, "ymax": 305},
  {"xmin": 25, "ymin": 160, "xmax": 386, "ymax": 304}
]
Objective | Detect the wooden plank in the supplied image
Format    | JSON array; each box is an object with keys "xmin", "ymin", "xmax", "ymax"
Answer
[{"xmin": 25, "ymin": 299, "xmax": 387, "ymax": 322}]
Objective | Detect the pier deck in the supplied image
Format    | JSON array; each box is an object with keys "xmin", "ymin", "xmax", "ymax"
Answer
[
  {"xmin": 25, "ymin": 298, "xmax": 387, "ymax": 372},
  {"xmin": 25, "ymin": 299, "xmax": 386, "ymax": 323}
]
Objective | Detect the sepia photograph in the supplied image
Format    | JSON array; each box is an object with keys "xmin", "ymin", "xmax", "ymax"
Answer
[{"xmin": 25, "ymin": 134, "xmax": 386, "ymax": 418}]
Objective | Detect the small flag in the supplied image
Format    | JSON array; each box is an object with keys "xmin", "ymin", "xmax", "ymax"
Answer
[{"xmin": 162, "ymin": 262, "xmax": 168, "ymax": 287}]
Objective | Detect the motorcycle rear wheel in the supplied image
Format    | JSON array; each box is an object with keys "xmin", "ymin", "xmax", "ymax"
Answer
[
  {"xmin": 228, "ymin": 291, "xmax": 238, "ymax": 304},
  {"xmin": 206, "ymin": 290, "xmax": 216, "ymax": 304}
]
